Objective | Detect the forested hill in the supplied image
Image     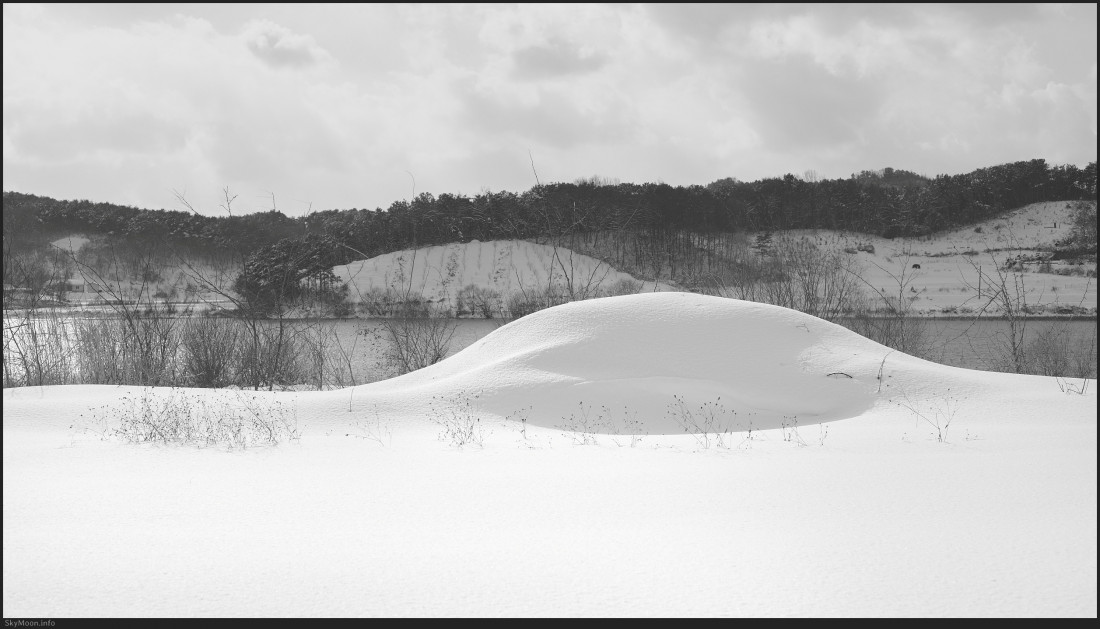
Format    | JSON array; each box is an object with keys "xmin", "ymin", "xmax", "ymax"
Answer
[{"xmin": 4, "ymin": 159, "xmax": 1095, "ymax": 265}]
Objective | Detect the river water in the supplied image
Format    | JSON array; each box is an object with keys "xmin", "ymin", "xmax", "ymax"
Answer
[
  {"xmin": 320, "ymin": 316, "xmax": 1097, "ymax": 381},
  {"xmin": 4, "ymin": 313, "xmax": 1096, "ymax": 387}
]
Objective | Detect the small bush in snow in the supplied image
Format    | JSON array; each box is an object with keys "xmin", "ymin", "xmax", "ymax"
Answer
[
  {"xmin": 557, "ymin": 402, "xmax": 604, "ymax": 446},
  {"xmin": 667, "ymin": 395, "xmax": 739, "ymax": 449},
  {"xmin": 894, "ymin": 392, "xmax": 959, "ymax": 443},
  {"xmin": 429, "ymin": 392, "xmax": 485, "ymax": 447},
  {"xmin": 88, "ymin": 387, "xmax": 299, "ymax": 449}
]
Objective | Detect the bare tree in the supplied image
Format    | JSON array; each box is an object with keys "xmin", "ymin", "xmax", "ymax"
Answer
[
  {"xmin": 3, "ymin": 238, "xmax": 73, "ymax": 387},
  {"xmin": 710, "ymin": 235, "xmax": 865, "ymax": 323},
  {"xmin": 844, "ymin": 246, "xmax": 936, "ymax": 359},
  {"xmin": 339, "ymin": 241, "xmax": 457, "ymax": 379},
  {"xmin": 959, "ymin": 253, "xmax": 1036, "ymax": 373},
  {"xmin": 57, "ymin": 241, "xmax": 182, "ymax": 386}
]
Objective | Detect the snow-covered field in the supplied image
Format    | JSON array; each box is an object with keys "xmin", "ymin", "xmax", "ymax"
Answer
[
  {"xmin": 4, "ymin": 292, "xmax": 1096, "ymax": 617},
  {"xmin": 786, "ymin": 201, "xmax": 1097, "ymax": 315}
]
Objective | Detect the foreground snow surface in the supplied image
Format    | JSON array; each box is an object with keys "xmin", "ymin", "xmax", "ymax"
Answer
[{"xmin": 4, "ymin": 293, "xmax": 1096, "ymax": 617}]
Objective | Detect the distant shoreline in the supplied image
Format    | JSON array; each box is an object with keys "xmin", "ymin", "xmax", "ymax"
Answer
[{"xmin": 3, "ymin": 302, "xmax": 1096, "ymax": 322}]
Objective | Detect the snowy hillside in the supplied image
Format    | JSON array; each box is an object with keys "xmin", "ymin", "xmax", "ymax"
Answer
[
  {"xmin": 4, "ymin": 293, "xmax": 1096, "ymax": 616},
  {"xmin": 37, "ymin": 201, "xmax": 1094, "ymax": 317},
  {"xmin": 329, "ymin": 202, "xmax": 1095, "ymax": 318},
  {"xmin": 774, "ymin": 201, "xmax": 1097, "ymax": 314},
  {"xmin": 333, "ymin": 239, "xmax": 667, "ymax": 310}
]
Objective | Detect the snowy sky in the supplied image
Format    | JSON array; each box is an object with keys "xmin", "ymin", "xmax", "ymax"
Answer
[{"xmin": 3, "ymin": 3, "xmax": 1097, "ymax": 216}]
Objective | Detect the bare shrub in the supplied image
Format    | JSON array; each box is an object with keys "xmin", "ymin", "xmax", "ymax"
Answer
[
  {"xmin": 847, "ymin": 310, "xmax": 936, "ymax": 360},
  {"xmin": 366, "ymin": 300, "xmax": 457, "ymax": 377},
  {"xmin": 1070, "ymin": 327, "xmax": 1098, "ymax": 380},
  {"xmin": 602, "ymin": 277, "xmax": 642, "ymax": 297},
  {"xmin": 544, "ymin": 237, "xmax": 615, "ymax": 301},
  {"xmin": 72, "ymin": 318, "xmax": 125, "ymax": 384},
  {"xmin": 181, "ymin": 316, "xmax": 242, "ymax": 388},
  {"xmin": 557, "ymin": 402, "xmax": 604, "ymax": 446},
  {"xmin": 347, "ymin": 408, "xmax": 393, "ymax": 446},
  {"xmin": 237, "ymin": 323, "xmax": 306, "ymax": 390},
  {"xmin": 300, "ymin": 320, "xmax": 358, "ymax": 389},
  {"xmin": 895, "ymin": 392, "xmax": 960, "ymax": 443},
  {"xmin": 9, "ymin": 309, "xmax": 360, "ymax": 391},
  {"xmin": 3, "ymin": 310, "xmax": 75, "ymax": 387},
  {"xmin": 713, "ymin": 236, "xmax": 865, "ymax": 323},
  {"xmin": 504, "ymin": 291, "xmax": 539, "ymax": 320},
  {"xmin": 765, "ymin": 237, "xmax": 866, "ymax": 321},
  {"xmin": 780, "ymin": 416, "xmax": 810, "ymax": 447},
  {"xmin": 504, "ymin": 285, "xmax": 571, "ymax": 320},
  {"xmin": 72, "ymin": 313, "xmax": 181, "ymax": 386},
  {"xmin": 429, "ymin": 391, "xmax": 485, "ymax": 447},
  {"xmin": 89, "ymin": 387, "xmax": 299, "ymax": 449},
  {"xmin": 357, "ymin": 286, "xmax": 404, "ymax": 317},
  {"xmin": 959, "ymin": 253, "xmax": 1039, "ymax": 373},
  {"xmin": 843, "ymin": 249, "xmax": 938, "ymax": 360},
  {"xmin": 667, "ymin": 394, "xmax": 738, "ymax": 449},
  {"xmin": 3, "ymin": 243, "xmax": 78, "ymax": 387},
  {"xmin": 1019, "ymin": 324, "xmax": 1097, "ymax": 379},
  {"xmin": 128, "ymin": 315, "xmax": 182, "ymax": 386},
  {"xmin": 456, "ymin": 284, "xmax": 502, "ymax": 318},
  {"xmin": 46, "ymin": 241, "xmax": 185, "ymax": 386}
]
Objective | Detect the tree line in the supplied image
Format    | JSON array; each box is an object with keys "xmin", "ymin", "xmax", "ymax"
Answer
[
  {"xmin": 4, "ymin": 158, "xmax": 1096, "ymax": 312},
  {"xmin": 7, "ymin": 159, "xmax": 1095, "ymax": 254}
]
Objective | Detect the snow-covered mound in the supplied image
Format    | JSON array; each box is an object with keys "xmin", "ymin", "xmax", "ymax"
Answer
[
  {"xmin": 333, "ymin": 239, "xmax": 662, "ymax": 309},
  {"xmin": 360, "ymin": 292, "xmax": 924, "ymax": 431}
]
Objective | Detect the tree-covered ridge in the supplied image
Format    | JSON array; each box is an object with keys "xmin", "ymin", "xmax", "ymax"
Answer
[
  {"xmin": 5, "ymin": 158, "xmax": 1096, "ymax": 263},
  {"xmin": 1, "ymin": 194, "xmax": 302, "ymax": 256}
]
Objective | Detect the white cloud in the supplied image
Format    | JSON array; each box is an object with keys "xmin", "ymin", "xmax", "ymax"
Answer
[
  {"xmin": 2, "ymin": 4, "xmax": 1095, "ymax": 214},
  {"xmin": 241, "ymin": 19, "xmax": 334, "ymax": 69}
]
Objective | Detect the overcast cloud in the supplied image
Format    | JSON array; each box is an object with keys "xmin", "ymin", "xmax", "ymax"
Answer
[{"xmin": 3, "ymin": 3, "xmax": 1096, "ymax": 216}]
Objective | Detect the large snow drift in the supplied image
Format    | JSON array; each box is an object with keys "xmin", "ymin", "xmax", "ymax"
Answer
[
  {"xmin": 356, "ymin": 292, "xmax": 1050, "ymax": 434},
  {"xmin": 360, "ymin": 292, "xmax": 878, "ymax": 430}
]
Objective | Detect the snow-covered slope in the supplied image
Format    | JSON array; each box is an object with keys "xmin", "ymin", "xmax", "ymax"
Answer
[
  {"xmin": 331, "ymin": 202, "xmax": 1095, "ymax": 317},
  {"xmin": 333, "ymin": 239, "xmax": 665, "ymax": 309},
  {"xmin": 779, "ymin": 201, "xmax": 1097, "ymax": 314}
]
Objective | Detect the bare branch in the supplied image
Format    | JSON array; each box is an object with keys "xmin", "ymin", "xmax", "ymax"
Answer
[
  {"xmin": 220, "ymin": 186, "xmax": 238, "ymax": 217},
  {"xmin": 172, "ymin": 189, "xmax": 200, "ymax": 215},
  {"xmin": 528, "ymin": 149, "xmax": 542, "ymax": 188}
]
